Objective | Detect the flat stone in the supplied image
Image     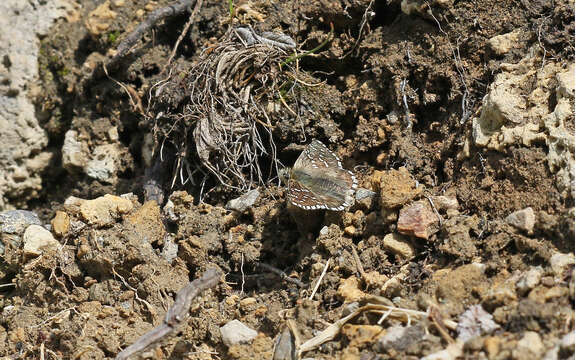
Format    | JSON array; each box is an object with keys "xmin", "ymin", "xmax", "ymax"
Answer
[
  {"xmin": 397, "ymin": 200, "xmax": 439, "ymax": 240},
  {"xmin": 377, "ymin": 325, "xmax": 425, "ymax": 352},
  {"xmin": 23, "ymin": 224, "xmax": 60, "ymax": 257},
  {"xmin": 506, "ymin": 207, "xmax": 535, "ymax": 234},
  {"xmin": 383, "ymin": 233, "xmax": 414, "ymax": 259},
  {"xmin": 0, "ymin": 210, "xmax": 41, "ymax": 234},
  {"xmin": 220, "ymin": 319, "xmax": 258, "ymax": 347},
  {"xmin": 79, "ymin": 194, "xmax": 134, "ymax": 226}
]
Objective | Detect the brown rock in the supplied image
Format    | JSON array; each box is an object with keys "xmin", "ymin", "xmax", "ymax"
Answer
[
  {"xmin": 341, "ymin": 324, "xmax": 383, "ymax": 347},
  {"xmin": 372, "ymin": 167, "xmax": 422, "ymax": 209},
  {"xmin": 79, "ymin": 194, "xmax": 134, "ymax": 226},
  {"xmin": 363, "ymin": 271, "xmax": 389, "ymax": 289},
  {"xmin": 484, "ymin": 336, "xmax": 501, "ymax": 359},
  {"xmin": 397, "ymin": 200, "xmax": 439, "ymax": 240},
  {"xmin": 337, "ymin": 276, "xmax": 366, "ymax": 303},
  {"xmin": 126, "ymin": 200, "xmax": 165, "ymax": 243},
  {"xmin": 382, "ymin": 233, "xmax": 414, "ymax": 259},
  {"xmin": 51, "ymin": 211, "xmax": 70, "ymax": 237},
  {"xmin": 240, "ymin": 297, "xmax": 258, "ymax": 312}
]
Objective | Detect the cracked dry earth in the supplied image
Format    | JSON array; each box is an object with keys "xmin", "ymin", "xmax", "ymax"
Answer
[{"xmin": 2, "ymin": 0, "xmax": 575, "ymax": 359}]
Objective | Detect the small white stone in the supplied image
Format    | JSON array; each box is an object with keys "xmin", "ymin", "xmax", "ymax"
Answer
[
  {"xmin": 514, "ymin": 331, "xmax": 544, "ymax": 359},
  {"xmin": 220, "ymin": 319, "xmax": 258, "ymax": 347},
  {"xmin": 506, "ymin": 207, "xmax": 535, "ymax": 234},
  {"xmin": 561, "ymin": 331, "xmax": 575, "ymax": 353},
  {"xmin": 516, "ymin": 266, "xmax": 543, "ymax": 295},
  {"xmin": 23, "ymin": 224, "xmax": 60, "ymax": 257},
  {"xmin": 550, "ymin": 253, "xmax": 575, "ymax": 277}
]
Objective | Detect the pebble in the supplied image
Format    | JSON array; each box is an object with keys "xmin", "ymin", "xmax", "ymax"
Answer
[
  {"xmin": 371, "ymin": 167, "xmax": 422, "ymax": 209},
  {"xmin": 225, "ymin": 189, "xmax": 260, "ymax": 212},
  {"xmin": 397, "ymin": 200, "xmax": 439, "ymax": 240},
  {"xmin": 516, "ymin": 266, "xmax": 542, "ymax": 295},
  {"xmin": 341, "ymin": 324, "xmax": 382, "ymax": 347},
  {"xmin": 78, "ymin": 194, "xmax": 134, "ymax": 226},
  {"xmin": 513, "ymin": 331, "xmax": 544, "ymax": 359},
  {"xmin": 488, "ymin": 30, "xmax": 521, "ymax": 55},
  {"xmin": 431, "ymin": 195, "xmax": 459, "ymax": 211},
  {"xmin": 220, "ymin": 320, "xmax": 258, "ymax": 347},
  {"xmin": 549, "ymin": 252, "xmax": 575, "ymax": 277},
  {"xmin": 484, "ymin": 336, "xmax": 501, "ymax": 359},
  {"xmin": 0, "ymin": 210, "xmax": 41, "ymax": 234},
  {"xmin": 560, "ymin": 331, "xmax": 575, "ymax": 354},
  {"xmin": 240, "ymin": 297, "xmax": 258, "ymax": 312},
  {"xmin": 382, "ymin": 233, "xmax": 414, "ymax": 259},
  {"xmin": 506, "ymin": 207, "xmax": 535, "ymax": 234},
  {"xmin": 51, "ymin": 211, "xmax": 70, "ymax": 237},
  {"xmin": 337, "ymin": 276, "xmax": 366, "ymax": 302},
  {"xmin": 23, "ymin": 224, "xmax": 60, "ymax": 257}
]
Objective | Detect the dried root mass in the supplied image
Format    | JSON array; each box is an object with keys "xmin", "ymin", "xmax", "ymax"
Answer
[{"xmin": 150, "ymin": 27, "xmax": 300, "ymax": 192}]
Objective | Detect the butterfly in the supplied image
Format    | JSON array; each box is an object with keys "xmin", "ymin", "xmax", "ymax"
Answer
[{"xmin": 281, "ymin": 140, "xmax": 358, "ymax": 211}]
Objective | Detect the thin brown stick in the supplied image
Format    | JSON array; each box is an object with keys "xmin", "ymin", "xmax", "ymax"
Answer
[
  {"xmin": 163, "ymin": 0, "xmax": 204, "ymax": 73},
  {"xmin": 109, "ymin": 0, "xmax": 197, "ymax": 68},
  {"xmin": 115, "ymin": 268, "xmax": 221, "ymax": 360},
  {"xmin": 351, "ymin": 245, "xmax": 367, "ymax": 282},
  {"xmin": 255, "ymin": 262, "xmax": 307, "ymax": 288}
]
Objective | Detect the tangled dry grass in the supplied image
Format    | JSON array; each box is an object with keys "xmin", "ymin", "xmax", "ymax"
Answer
[{"xmin": 149, "ymin": 26, "xmax": 303, "ymax": 193}]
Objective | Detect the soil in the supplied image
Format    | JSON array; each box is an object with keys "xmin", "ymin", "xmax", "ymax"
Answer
[{"xmin": 2, "ymin": 0, "xmax": 575, "ymax": 359}]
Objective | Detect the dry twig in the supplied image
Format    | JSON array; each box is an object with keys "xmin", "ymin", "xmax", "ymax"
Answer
[
  {"xmin": 109, "ymin": 0, "xmax": 199, "ymax": 68},
  {"xmin": 115, "ymin": 268, "xmax": 221, "ymax": 360}
]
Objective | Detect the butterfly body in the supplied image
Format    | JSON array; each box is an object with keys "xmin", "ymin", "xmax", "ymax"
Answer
[{"xmin": 285, "ymin": 140, "xmax": 357, "ymax": 211}]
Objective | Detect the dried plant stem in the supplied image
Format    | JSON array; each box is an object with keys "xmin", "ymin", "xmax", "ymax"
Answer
[{"xmin": 115, "ymin": 268, "xmax": 221, "ymax": 360}]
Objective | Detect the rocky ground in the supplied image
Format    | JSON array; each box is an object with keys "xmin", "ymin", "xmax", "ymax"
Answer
[{"xmin": 1, "ymin": 0, "xmax": 575, "ymax": 359}]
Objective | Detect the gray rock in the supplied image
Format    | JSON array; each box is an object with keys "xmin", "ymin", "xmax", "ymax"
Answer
[
  {"xmin": 62, "ymin": 130, "xmax": 87, "ymax": 170},
  {"xmin": 457, "ymin": 304, "xmax": 499, "ymax": 343},
  {"xmin": 0, "ymin": 0, "xmax": 72, "ymax": 208},
  {"xmin": 273, "ymin": 327, "xmax": 295, "ymax": 360},
  {"xmin": 0, "ymin": 210, "xmax": 41, "ymax": 234},
  {"xmin": 506, "ymin": 207, "xmax": 536, "ymax": 234},
  {"xmin": 85, "ymin": 144, "xmax": 121, "ymax": 183},
  {"xmin": 516, "ymin": 266, "xmax": 543, "ymax": 295},
  {"xmin": 161, "ymin": 235, "xmax": 178, "ymax": 264},
  {"xmin": 376, "ymin": 324, "xmax": 425, "ymax": 352},
  {"xmin": 220, "ymin": 319, "xmax": 258, "ymax": 347},
  {"xmin": 226, "ymin": 189, "xmax": 260, "ymax": 212}
]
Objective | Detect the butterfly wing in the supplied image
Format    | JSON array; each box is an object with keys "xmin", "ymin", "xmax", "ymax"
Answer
[{"xmin": 289, "ymin": 140, "xmax": 357, "ymax": 211}]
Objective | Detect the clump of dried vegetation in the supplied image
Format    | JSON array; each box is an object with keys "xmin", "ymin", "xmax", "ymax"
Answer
[{"xmin": 148, "ymin": 26, "xmax": 308, "ymax": 193}]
